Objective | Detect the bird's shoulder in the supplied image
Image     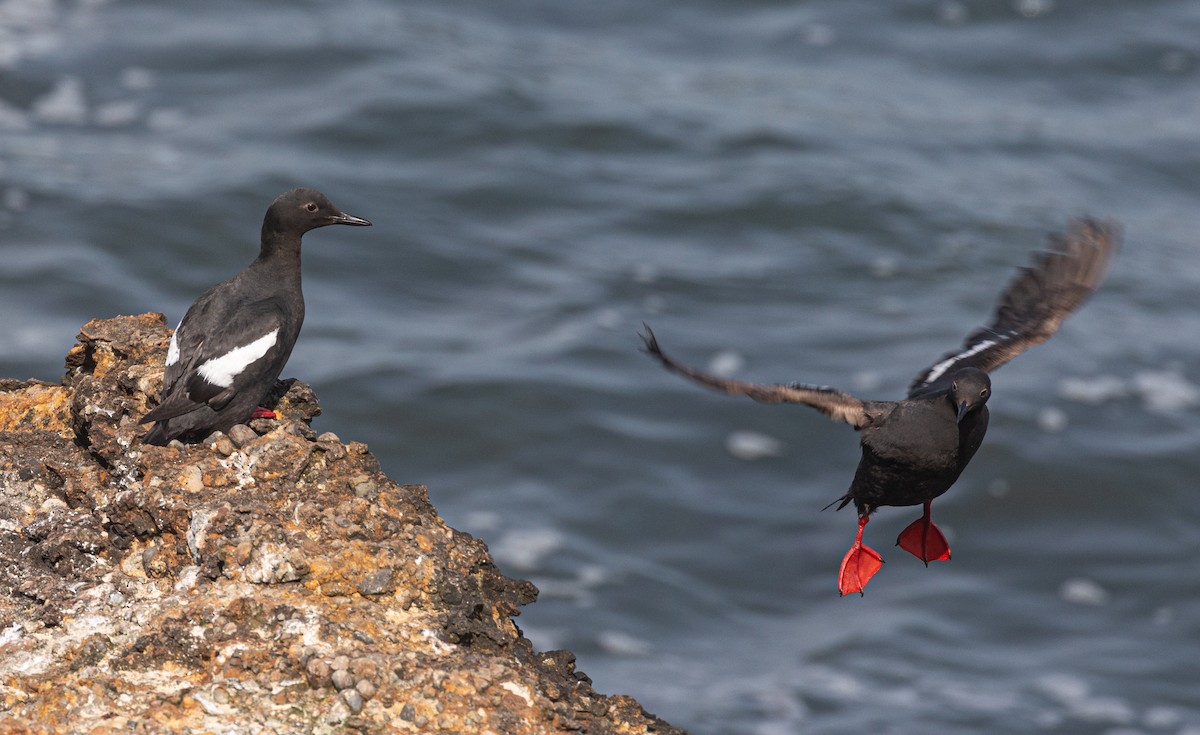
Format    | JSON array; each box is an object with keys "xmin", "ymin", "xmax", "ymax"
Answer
[
  {"xmin": 858, "ymin": 399, "xmax": 899, "ymax": 427},
  {"xmin": 176, "ymin": 288, "xmax": 291, "ymax": 361},
  {"xmin": 864, "ymin": 392, "xmax": 950, "ymax": 430}
]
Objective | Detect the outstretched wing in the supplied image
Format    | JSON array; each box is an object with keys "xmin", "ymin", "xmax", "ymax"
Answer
[
  {"xmin": 640, "ymin": 324, "xmax": 876, "ymax": 429},
  {"xmin": 908, "ymin": 218, "xmax": 1118, "ymax": 398}
]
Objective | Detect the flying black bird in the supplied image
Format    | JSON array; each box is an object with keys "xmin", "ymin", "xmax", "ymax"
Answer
[
  {"xmin": 141, "ymin": 188, "xmax": 371, "ymax": 445},
  {"xmin": 641, "ymin": 219, "xmax": 1117, "ymax": 595}
]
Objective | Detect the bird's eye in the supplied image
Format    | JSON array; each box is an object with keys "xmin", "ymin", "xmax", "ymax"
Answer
[
  {"xmin": 980, "ymin": 388, "xmax": 989, "ymax": 399},
  {"xmin": 305, "ymin": 202, "xmax": 318, "ymax": 212},
  {"xmin": 951, "ymin": 382, "xmax": 958, "ymax": 392}
]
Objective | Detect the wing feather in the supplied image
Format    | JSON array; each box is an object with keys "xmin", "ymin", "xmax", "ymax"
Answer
[
  {"xmin": 908, "ymin": 218, "xmax": 1118, "ymax": 397},
  {"xmin": 640, "ymin": 324, "xmax": 875, "ymax": 428},
  {"xmin": 141, "ymin": 295, "xmax": 287, "ymax": 425}
]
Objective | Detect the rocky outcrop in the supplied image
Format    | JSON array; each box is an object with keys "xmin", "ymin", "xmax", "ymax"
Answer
[{"xmin": 0, "ymin": 314, "xmax": 682, "ymax": 734}]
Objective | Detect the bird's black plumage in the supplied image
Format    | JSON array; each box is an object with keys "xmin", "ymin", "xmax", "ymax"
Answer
[
  {"xmin": 641, "ymin": 218, "xmax": 1117, "ymax": 594},
  {"xmin": 141, "ymin": 188, "xmax": 371, "ymax": 445}
]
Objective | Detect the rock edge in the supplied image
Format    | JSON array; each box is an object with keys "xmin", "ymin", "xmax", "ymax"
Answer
[{"xmin": 0, "ymin": 313, "xmax": 683, "ymax": 735}]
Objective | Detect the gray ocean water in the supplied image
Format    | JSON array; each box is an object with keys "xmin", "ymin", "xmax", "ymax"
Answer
[{"xmin": 3, "ymin": 1, "xmax": 1200, "ymax": 732}]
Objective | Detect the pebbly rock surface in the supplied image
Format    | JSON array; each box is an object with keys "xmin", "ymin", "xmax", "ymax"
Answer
[{"xmin": 0, "ymin": 313, "xmax": 682, "ymax": 735}]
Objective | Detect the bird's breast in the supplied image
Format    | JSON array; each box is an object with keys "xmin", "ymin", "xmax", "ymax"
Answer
[{"xmin": 859, "ymin": 411, "xmax": 965, "ymax": 479}]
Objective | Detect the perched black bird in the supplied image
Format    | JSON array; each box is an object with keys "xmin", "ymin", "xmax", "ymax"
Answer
[
  {"xmin": 141, "ymin": 188, "xmax": 371, "ymax": 445},
  {"xmin": 641, "ymin": 219, "xmax": 1117, "ymax": 595}
]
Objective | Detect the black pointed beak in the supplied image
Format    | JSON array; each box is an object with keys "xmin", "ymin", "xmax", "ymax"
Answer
[
  {"xmin": 331, "ymin": 211, "xmax": 372, "ymax": 227},
  {"xmin": 956, "ymin": 400, "xmax": 970, "ymax": 423}
]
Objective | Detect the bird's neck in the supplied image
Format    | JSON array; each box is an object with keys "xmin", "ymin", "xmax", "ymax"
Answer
[{"xmin": 256, "ymin": 227, "xmax": 304, "ymax": 271}]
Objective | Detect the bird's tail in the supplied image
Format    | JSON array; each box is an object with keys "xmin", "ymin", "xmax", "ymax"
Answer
[
  {"xmin": 142, "ymin": 422, "xmax": 170, "ymax": 446},
  {"xmin": 822, "ymin": 493, "xmax": 854, "ymax": 512}
]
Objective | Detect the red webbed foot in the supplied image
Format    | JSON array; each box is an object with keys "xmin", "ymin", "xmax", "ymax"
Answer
[
  {"xmin": 839, "ymin": 543, "xmax": 884, "ymax": 596},
  {"xmin": 896, "ymin": 500, "xmax": 951, "ymax": 565},
  {"xmin": 838, "ymin": 515, "xmax": 884, "ymax": 596},
  {"xmin": 250, "ymin": 407, "xmax": 278, "ymax": 420}
]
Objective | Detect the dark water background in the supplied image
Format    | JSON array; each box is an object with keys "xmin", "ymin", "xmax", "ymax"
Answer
[{"xmin": 3, "ymin": 1, "xmax": 1200, "ymax": 732}]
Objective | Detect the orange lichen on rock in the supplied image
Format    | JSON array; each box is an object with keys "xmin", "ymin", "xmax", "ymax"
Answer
[{"xmin": 0, "ymin": 381, "xmax": 72, "ymax": 438}]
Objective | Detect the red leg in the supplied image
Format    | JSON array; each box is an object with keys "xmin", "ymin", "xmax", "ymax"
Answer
[
  {"xmin": 838, "ymin": 514, "xmax": 884, "ymax": 596},
  {"xmin": 250, "ymin": 407, "xmax": 277, "ymax": 420},
  {"xmin": 896, "ymin": 500, "xmax": 951, "ymax": 565}
]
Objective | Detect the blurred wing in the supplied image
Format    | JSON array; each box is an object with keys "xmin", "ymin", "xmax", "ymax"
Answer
[
  {"xmin": 640, "ymin": 324, "xmax": 874, "ymax": 428},
  {"xmin": 908, "ymin": 218, "xmax": 1118, "ymax": 397}
]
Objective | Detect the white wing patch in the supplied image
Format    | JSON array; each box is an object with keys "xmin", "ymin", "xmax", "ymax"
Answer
[
  {"xmin": 197, "ymin": 329, "xmax": 279, "ymax": 388},
  {"xmin": 921, "ymin": 337, "xmax": 997, "ymax": 386},
  {"xmin": 166, "ymin": 321, "xmax": 182, "ymax": 366}
]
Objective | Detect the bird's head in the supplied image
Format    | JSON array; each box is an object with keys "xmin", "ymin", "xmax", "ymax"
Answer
[
  {"xmin": 949, "ymin": 367, "xmax": 991, "ymax": 422},
  {"xmin": 264, "ymin": 188, "xmax": 372, "ymax": 237}
]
